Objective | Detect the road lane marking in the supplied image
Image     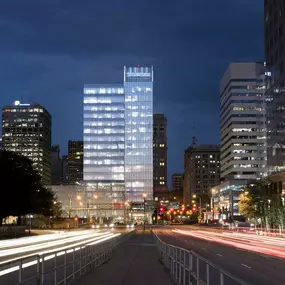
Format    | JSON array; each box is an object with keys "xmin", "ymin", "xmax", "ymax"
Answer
[
  {"xmin": 216, "ymin": 254, "xmax": 223, "ymax": 257},
  {"xmin": 241, "ymin": 263, "xmax": 251, "ymax": 269}
]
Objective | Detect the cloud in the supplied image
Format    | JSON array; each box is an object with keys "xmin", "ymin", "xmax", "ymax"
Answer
[{"xmin": 0, "ymin": 0, "xmax": 264, "ymax": 180}]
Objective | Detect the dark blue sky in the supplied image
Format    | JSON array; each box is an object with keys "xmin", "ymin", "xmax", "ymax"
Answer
[{"xmin": 0, "ymin": 0, "xmax": 263, "ymax": 182}]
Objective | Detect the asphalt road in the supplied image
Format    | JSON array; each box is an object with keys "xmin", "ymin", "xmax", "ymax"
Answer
[{"xmin": 154, "ymin": 227, "xmax": 285, "ymax": 285}]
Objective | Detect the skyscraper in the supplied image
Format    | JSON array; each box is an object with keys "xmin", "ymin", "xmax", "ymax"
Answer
[
  {"xmin": 124, "ymin": 66, "xmax": 153, "ymax": 202},
  {"xmin": 2, "ymin": 101, "xmax": 51, "ymax": 184},
  {"xmin": 153, "ymin": 114, "xmax": 168, "ymax": 200},
  {"xmin": 51, "ymin": 145, "xmax": 62, "ymax": 185},
  {"xmin": 264, "ymin": 0, "xmax": 285, "ymax": 172},
  {"xmin": 83, "ymin": 84, "xmax": 125, "ymax": 207},
  {"xmin": 220, "ymin": 62, "xmax": 267, "ymax": 180},
  {"xmin": 183, "ymin": 145, "xmax": 220, "ymax": 206},
  {"xmin": 68, "ymin": 140, "xmax": 83, "ymax": 184}
]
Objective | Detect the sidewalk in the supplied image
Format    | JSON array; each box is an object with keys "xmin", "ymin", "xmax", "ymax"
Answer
[{"xmin": 72, "ymin": 230, "xmax": 175, "ymax": 285}]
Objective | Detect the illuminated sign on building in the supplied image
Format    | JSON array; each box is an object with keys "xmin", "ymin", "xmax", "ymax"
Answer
[
  {"xmin": 126, "ymin": 72, "xmax": 151, "ymax": 77},
  {"xmin": 14, "ymin": 101, "xmax": 31, "ymax": 106}
]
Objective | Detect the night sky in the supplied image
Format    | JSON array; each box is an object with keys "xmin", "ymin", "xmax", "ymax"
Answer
[{"xmin": 0, "ymin": 0, "xmax": 263, "ymax": 182}]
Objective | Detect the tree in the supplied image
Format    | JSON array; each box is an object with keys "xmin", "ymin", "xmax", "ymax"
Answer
[
  {"xmin": 238, "ymin": 190, "xmax": 256, "ymax": 219},
  {"xmin": 0, "ymin": 150, "xmax": 57, "ymax": 225}
]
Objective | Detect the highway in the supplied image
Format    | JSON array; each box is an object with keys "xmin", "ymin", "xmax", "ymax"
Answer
[
  {"xmin": 0, "ymin": 228, "xmax": 130, "ymax": 285},
  {"xmin": 154, "ymin": 227, "xmax": 285, "ymax": 285}
]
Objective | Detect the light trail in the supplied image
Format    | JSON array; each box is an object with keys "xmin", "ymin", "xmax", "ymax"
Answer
[
  {"xmin": 0, "ymin": 231, "xmax": 109, "ymax": 258},
  {"xmin": 0, "ymin": 230, "xmax": 98, "ymax": 249},
  {"xmin": 172, "ymin": 229, "xmax": 285, "ymax": 259},
  {"xmin": 0, "ymin": 232, "xmax": 121, "ymax": 276}
]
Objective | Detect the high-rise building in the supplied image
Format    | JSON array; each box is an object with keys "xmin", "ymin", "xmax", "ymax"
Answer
[
  {"xmin": 68, "ymin": 140, "xmax": 83, "ymax": 184},
  {"xmin": 172, "ymin": 173, "xmax": 183, "ymax": 193},
  {"xmin": 83, "ymin": 85, "xmax": 125, "ymax": 208},
  {"xmin": 220, "ymin": 62, "xmax": 267, "ymax": 180},
  {"xmin": 153, "ymin": 114, "xmax": 168, "ymax": 200},
  {"xmin": 62, "ymin": 155, "xmax": 68, "ymax": 183},
  {"xmin": 183, "ymin": 145, "xmax": 220, "ymax": 206},
  {"xmin": 264, "ymin": 0, "xmax": 285, "ymax": 172},
  {"xmin": 0, "ymin": 136, "xmax": 3, "ymax": 150},
  {"xmin": 2, "ymin": 101, "xmax": 51, "ymax": 184},
  {"xmin": 51, "ymin": 145, "xmax": 63, "ymax": 185},
  {"xmin": 124, "ymin": 66, "xmax": 153, "ymax": 202},
  {"xmin": 82, "ymin": 66, "xmax": 153, "ymax": 221},
  {"xmin": 170, "ymin": 173, "xmax": 183, "ymax": 203}
]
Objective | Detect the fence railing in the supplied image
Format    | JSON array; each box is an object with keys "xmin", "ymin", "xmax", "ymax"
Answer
[
  {"xmin": 0, "ymin": 226, "xmax": 26, "ymax": 236},
  {"xmin": 152, "ymin": 231, "xmax": 249, "ymax": 285},
  {"xmin": 0, "ymin": 231, "xmax": 133, "ymax": 285}
]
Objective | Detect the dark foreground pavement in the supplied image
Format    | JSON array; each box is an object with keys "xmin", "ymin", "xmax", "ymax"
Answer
[{"xmin": 71, "ymin": 230, "xmax": 174, "ymax": 285}]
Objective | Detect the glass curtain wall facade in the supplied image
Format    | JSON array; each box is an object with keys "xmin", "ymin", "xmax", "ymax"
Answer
[
  {"xmin": 124, "ymin": 66, "xmax": 153, "ymax": 202},
  {"xmin": 83, "ymin": 85, "xmax": 125, "ymax": 214}
]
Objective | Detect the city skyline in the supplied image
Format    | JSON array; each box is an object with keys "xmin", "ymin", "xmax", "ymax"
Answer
[{"xmin": 0, "ymin": 1, "xmax": 263, "ymax": 180}]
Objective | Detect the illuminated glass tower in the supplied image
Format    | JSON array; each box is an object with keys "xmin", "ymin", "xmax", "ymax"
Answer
[
  {"xmin": 83, "ymin": 85, "xmax": 125, "ymax": 208},
  {"xmin": 124, "ymin": 66, "xmax": 154, "ymax": 202}
]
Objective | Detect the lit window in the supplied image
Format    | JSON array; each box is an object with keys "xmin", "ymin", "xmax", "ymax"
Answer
[
  {"xmin": 159, "ymin": 144, "xmax": 165, "ymax": 147},
  {"xmin": 160, "ymin": 177, "xmax": 164, "ymax": 180},
  {"xmin": 160, "ymin": 182, "xmax": 165, "ymax": 185},
  {"xmin": 160, "ymin": 162, "xmax": 165, "ymax": 166}
]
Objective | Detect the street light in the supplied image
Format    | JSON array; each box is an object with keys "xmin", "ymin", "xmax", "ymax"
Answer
[
  {"xmin": 211, "ymin": 189, "xmax": 216, "ymax": 220},
  {"xmin": 142, "ymin": 193, "xmax": 147, "ymax": 231}
]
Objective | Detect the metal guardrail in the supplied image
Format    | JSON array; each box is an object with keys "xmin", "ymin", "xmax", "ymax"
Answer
[
  {"xmin": 152, "ymin": 231, "xmax": 249, "ymax": 285},
  {"xmin": 0, "ymin": 231, "xmax": 133, "ymax": 285}
]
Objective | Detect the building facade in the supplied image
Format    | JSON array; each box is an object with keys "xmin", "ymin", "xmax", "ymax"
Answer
[
  {"xmin": 172, "ymin": 173, "xmax": 183, "ymax": 193},
  {"xmin": 264, "ymin": 0, "xmax": 285, "ymax": 173},
  {"xmin": 183, "ymin": 145, "xmax": 220, "ymax": 206},
  {"xmin": 68, "ymin": 140, "xmax": 83, "ymax": 184},
  {"xmin": 170, "ymin": 173, "xmax": 183, "ymax": 203},
  {"xmin": 62, "ymin": 155, "xmax": 68, "ymax": 183},
  {"xmin": 153, "ymin": 114, "xmax": 168, "ymax": 200},
  {"xmin": 2, "ymin": 101, "xmax": 51, "ymax": 184},
  {"xmin": 220, "ymin": 62, "xmax": 267, "ymax": 181},
  {"xmin": 51, "ymin": 145, "xmax": 63, "ymax": 185},
  {"xmin": 124, "ymin": 66, "xmax": 153, "ymax": 202}
]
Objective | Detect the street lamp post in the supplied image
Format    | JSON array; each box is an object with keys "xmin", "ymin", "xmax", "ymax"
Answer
[
  {"xmin": 211, "ymin": 189, "xmax": 216, "ymax": 220},
  {"xmin": 143, "ymin": 194, "xmax": 147, "ymax": 231},
  {"xmin": 193, "ymin": 194, "xmax": 202, "ymax": 223},
  {"xmin": 68, "ymin": 198, "xmax": 72, "ymax": 231}
]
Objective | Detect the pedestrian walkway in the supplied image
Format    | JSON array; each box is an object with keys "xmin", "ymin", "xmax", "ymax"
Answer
[{"xmin": 71, "ymin": 230, "xmax": 174, "ymax": 285}]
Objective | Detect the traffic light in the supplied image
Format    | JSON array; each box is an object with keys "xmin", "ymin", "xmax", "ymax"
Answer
[
  {"xmin": 192, "ymin": 206, "xmax": 197, "ymax": 212},
  {"xmin": 160, "ymin": 207, "xmax": 164, "ymax": 212}
]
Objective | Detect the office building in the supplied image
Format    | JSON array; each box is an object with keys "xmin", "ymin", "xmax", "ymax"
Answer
[
  {"xmin": 220, "ymin": 62, "xmax": 267, "ymax": 180},
  {"xmin": 172, "ymin": 173, "xmax": 183, "ymax": 193},
  {"xmin": 0, "ymin": 136, "xmax": 3, "ymax": 150},
  {"xmin": 264, "ymin": 0, "xmax": 285, "ymax": 172},
  {"xmin": 153, "ymin": 114, "xmax": 168, "ymax": 200},
  {"xmin": 62, "ymin": 155, "xmax": 68, "ymax": 183},
  {"xmin": 124, "ymin": 66, "xmax": 154, "ymax": 202},
  {"xmin": 51, "ymin": 145, "xmax": 63, "ymax": 185},
  {"xmin": 82, "ymin": 66, "xmax": 153, "ymax": 221},
  {"xmin": 2, "ymin": 101, "xmax": 51, "ymax": 184},
  {"xmin": 170, "ymin": 173, "xmax": 183, "ymax": 203},
  {"xmin": 68, "ymin": 140, "xmax": 83, "ymax": 184},
  {"xmin": 183, "ymin": 145, "xmax": 220, "ymax": 206},
  {"xmin": 83, "ymin": 84, "xmax": 125, "ymax": 212}
]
